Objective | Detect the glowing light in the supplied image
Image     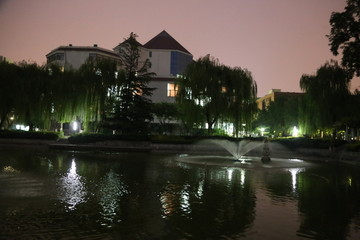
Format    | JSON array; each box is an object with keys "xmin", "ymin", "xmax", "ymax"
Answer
[
  {"xmin": 15, "ymin": 124, "xmax": 29, "ymax": 131},
  {"xmin": 292, "ymin": 126, "xmax": 299, "ymax": 137},
  {"xmin": 260, "ymin": 127, "xmax": 265, "ymax": 136},
  {"xmin": 72, "ymin": 121, "xmax": 78, "ymax": 131}
]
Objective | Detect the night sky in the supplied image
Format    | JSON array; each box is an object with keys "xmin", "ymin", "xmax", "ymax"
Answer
[{"xmin": 1, "ymin": 0, "xmax": 357, "ymax": 97}]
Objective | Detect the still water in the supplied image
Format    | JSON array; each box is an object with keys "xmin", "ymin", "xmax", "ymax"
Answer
[{"xmin": 0, "ymin": 149, "xmax": 360, "ymax": 240}]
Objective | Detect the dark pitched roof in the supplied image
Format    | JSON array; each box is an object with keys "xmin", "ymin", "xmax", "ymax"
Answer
[{"xmin": 144, "ymin": 30, "xmax": 191, "ymax": 55}]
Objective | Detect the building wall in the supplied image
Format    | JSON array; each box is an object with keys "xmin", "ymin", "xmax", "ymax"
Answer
[
  {"xmin": 148, "ymin": 50, "xmax": 171, "ymax": 77},
  {"xmin": 148, "ymin": 80, "xmax": 176, "ymax": 103}
]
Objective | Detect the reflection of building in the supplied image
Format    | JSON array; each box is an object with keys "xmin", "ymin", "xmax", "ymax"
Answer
[
  {"xmin": 256, "ymin": 89, "xmax": 303, "ymax": 110},
  {"xmin": 46, "ymin": 30, "xmax": 193, "ymax": 103}
]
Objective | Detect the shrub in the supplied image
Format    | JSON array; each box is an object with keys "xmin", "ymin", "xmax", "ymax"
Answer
[{"xmin": 0, "ymin": 130, "xmax": 61, "ymax": 140}]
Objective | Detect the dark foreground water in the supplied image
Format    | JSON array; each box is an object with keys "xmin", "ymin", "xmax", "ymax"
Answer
[{"xmin": 1, "ymin": 149, "xmax": 360, "ymax": 240}]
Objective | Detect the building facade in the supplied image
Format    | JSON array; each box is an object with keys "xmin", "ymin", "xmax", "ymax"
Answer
[
  {"xmin": 256, "ymin": 89, "xmax": 303, "ymax": 110},
  {"xmin": 46, "ymin": 44, "xmax": 121, "ymax": 71},
  {"xmin": 46, "ymin": 30, "xmax": 193, "ymax": 103}
]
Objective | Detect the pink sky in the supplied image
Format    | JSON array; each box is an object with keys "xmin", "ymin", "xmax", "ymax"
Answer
[{"xmin": 0, "ymin": 0, "xmax": 356, "ymax": 96}]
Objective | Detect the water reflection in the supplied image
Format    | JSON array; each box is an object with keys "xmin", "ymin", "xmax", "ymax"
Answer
[
  {"xmin": 2, "ymin": 150, "xmax": 360, "ymax": 240},
  {"xmin": 98, "ymin": 170, "xmax": 128, "ymax": 227},
  {"xmin": 288, "ymin": 168, "xmax": 304, "ymax": 192},
  {"xmin": 58, "ymin": 158, "xmax": 86, "ymax": 211}
]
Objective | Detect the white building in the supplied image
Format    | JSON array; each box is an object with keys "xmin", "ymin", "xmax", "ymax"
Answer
[
  {"xmin": 46, "ymin": 44, "xmax": 121, "ymax": 71},
  {"xmin": 46, "ymin": 30, "xmax": 193, "ymax": 103},
  {"xmin": 144, "ymin": 30, "xmax": 193, "ymax": 103}
]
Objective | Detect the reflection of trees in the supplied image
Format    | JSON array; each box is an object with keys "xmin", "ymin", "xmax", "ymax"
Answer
[
  {"xmin": 160, "ymin": 166, "xmax": 256, "ymax": 239},
  {"xmin": 296, "ymin": 167, "xmax": 360, "ymax": 239},
  {"xmin": 98, "ymin": 170, "xmax": 128, "ymax": 227},
  {"xmin": 58, "ymin": 159, "xmax": 86, "ymax": 211}
]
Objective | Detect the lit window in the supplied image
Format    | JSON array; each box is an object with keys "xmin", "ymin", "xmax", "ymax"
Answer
[{"xmin": 167, "ymin": 83, "xmax": 178, "ymax": 97}]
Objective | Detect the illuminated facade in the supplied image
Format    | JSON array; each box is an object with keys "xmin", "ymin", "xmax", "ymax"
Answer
[{"xmin": 46, "ymin": 30, "xmax": 193, "ymax": 103}]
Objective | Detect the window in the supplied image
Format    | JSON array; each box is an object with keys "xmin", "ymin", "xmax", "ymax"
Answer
[
  {"xmin": 149, "ymin": 51, "xmax": 152, "ymax": 58},
  {"xmin": 167, "ymin": 83, "xmax": 178, "ymax": 97}
]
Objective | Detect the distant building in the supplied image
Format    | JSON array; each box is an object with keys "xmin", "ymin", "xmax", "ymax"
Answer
[
  {"xmin": 256, "ymin": 89, "xmax": 303, "ymax": 110},
  {"xmin": 143, "ymin": 30, "xmax": 193, "ymax": 103},
  {"xmin": 45, "ymin": 30, "xmax": 193, "ymax": 103},
  {"xmin": 46, "ymin": 44, "xmax": 121, "ymax": 71}
]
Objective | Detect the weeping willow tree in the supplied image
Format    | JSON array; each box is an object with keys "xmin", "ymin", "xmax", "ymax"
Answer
[
  {"xmin": 76, "ymin": 58, "xmax": 119, "ymax": 132},
  {"xmin": 299, "ymin": 60, "xmax": 351, "ymax": 137},
  {"xmin": 13, "ymin": 62, "xmax": 55, "ymax": 130},
  {"xmin": 176, "ymin": 55, "xmax": 257, "ymax": 135},
  {"xmin": 176, "ymin": 55, "xmax": 226, "ymax": 133},
  {"xmin": 224, "ymin": 67, "xmax": 258, "ymax": 137}
]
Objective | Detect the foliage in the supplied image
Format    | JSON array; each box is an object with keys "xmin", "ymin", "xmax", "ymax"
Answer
[
  {"xmin": 328, "ymin": 0, "xmax": 360, "ymax": 77},
  {"xmin": 176, "ymin": 55, "xmax": 257, "ymax": 136},
  {"xmin": 272, "ymin": 137, "xmax": 347, "ymax": 150},
  {"xmin": 255, "ymin": 95, "xmax": 300, "ymax": 137},
  {"xmin": 68, "ymin": 133, "xmax": 149, "ymax": 144},
  {"xmin": 107, "ymin": 33, "xmax": 155, "ymax": 135},
  {"xmin": 299, "ymin": 60, "xmax": 351, "ymax": 136},
  {"xmin": 0, "ymin": 130, "xmax": 61, "ymax": 140}
]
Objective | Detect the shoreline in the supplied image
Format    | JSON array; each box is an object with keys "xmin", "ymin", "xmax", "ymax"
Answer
[{"xmin": 0, "ymin": 138, "xmax": 360, "ymax": 166}]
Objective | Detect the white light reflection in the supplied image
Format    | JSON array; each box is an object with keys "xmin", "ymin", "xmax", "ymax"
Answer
[
  {"xmin": 98, "ymin": 170, "xmax": 128, "ymax": 227},
  {"xmin": 180, "ymin": 185, "xmax": 191, "ymax": 214},
  {"xmin": 288, "ymin": 168, "xmax": 304, "ymax": 191},
  {"xmin": 227, "ymin": 168, "xmax": 234, "ymax": 181},
  {"xmin": 58, "ymin": 158, "xmax": 86, "ymax": 211},
  {"xmin": 240, "ymin": 169, "xmax": 246, "ymax": 186},
  {"xmin": 196, "ymin": 179, "xmax": 204, "ymax": 198}
]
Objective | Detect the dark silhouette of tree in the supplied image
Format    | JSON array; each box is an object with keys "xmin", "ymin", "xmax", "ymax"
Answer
[
  {"xmin": 110, "ymin": 33, "xmax": 155, "ymax": 135},
  {"xmin": 328, "ymin": 0, "xmax": 360, "ymax": 76},
  {"xmin": 225, "ymin": 67, "xmax": 257, "ymax": 137},
  {"xmin": 299, "ymin": 60, "xmax": 351, "ymax": 137},
  {"xmin": 0, "ymin": 61, "xmax": 19, "ymax": 129},
  {"xmin": 152, "ymin": 102, "xmax": 178, "ymax": 134}
]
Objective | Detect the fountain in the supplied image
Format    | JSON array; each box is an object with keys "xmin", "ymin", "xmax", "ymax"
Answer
[
  {"xmin": 207, "ymin": 139, "xmax": 263, "ymax": 162},
  {"xmin": 175, "ymin": 138, "xmax": 312, "ymax": 168}
]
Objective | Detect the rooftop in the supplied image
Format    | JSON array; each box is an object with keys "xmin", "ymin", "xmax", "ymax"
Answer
[
  {"xmin": 144, "ymin": 30, "xmax": 191, "ymax": 55},
  {"xmin": 46, "ymin": 45, "xmax": 120, "ymax": 58}
]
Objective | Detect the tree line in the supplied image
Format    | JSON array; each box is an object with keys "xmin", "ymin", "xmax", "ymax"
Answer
[
  {"xmin": 0, "ymin": 33, "xmax": 154, "ymax": 135},
  {"xmin": 0, "ymin": 35, "xmax": 258, "ymax": 136},
  {"xmin": 256, "ymin": 0, "xmax": 360, "ymax": 138}
]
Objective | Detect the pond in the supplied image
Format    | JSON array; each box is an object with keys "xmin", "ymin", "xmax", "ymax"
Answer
[{"xmin": 0, "ymin": 149, "xmax": 360, "ymax": 239}]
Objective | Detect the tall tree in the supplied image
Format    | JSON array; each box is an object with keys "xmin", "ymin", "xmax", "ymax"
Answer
[
  {"xmin": 111, "ymin": 33, "xmax": 155, "ymax": 135},
  {"xmin": 299, "ymin": 60, "xmax": 351, "ymax": 136},
  {"xmin": 176, "ymin": 55, "xmax": 257, "ymax": 135},
  {"xmin": 328, "ymin": 0, "xmax": 360, "ymax": 76},
  {"xmin": 0, "ymin": 61, "xmax": 19, "ymax": 129},
  {"xmin": 176, "ymin": 55, "xmax": 226, "ymax": 134},
  {"xmin": 225, "ymin": 67, "xmax": 257, "ymax": 137}
]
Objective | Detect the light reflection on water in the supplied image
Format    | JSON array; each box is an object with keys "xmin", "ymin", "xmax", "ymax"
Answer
[
  {"xmin": 0, "ymin": 150, "xmax": 360, "ymax": 240},
  {"xmin": 58, "ymin": 158, "xmax": 86, "ymax": 211},
  {"xmin": 98, "ymin": 170, "xmax": 128, "ymax": 227}
]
